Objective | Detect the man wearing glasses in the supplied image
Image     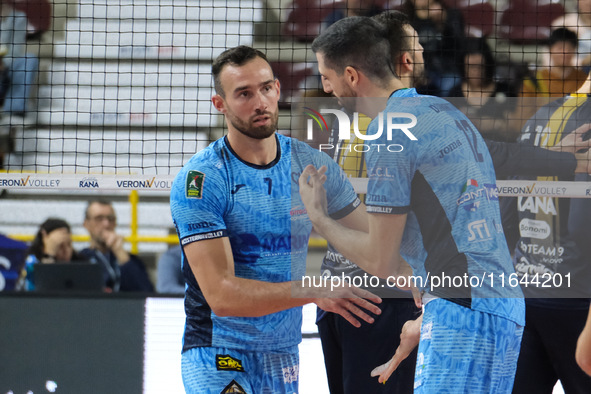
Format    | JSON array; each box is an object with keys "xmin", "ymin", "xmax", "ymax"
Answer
[{"xmin": 80, "ymin": 199, "xmax": 154, "ymax": 292}]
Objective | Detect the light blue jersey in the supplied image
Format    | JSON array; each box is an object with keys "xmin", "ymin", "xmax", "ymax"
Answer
[
  {"xmin": 415, "ymin": 298, "xmax": 523, "ymax": 393},
  {"xmin": 365, "ymin": 88, "xmax": 525, "ymax": 326},
  {"xmin": 170, "ymin": 133, "xmax": 358, "ymax": 353}
]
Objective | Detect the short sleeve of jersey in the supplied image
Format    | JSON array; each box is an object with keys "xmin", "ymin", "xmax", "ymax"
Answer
[
  {"xmin": 292, "ymin": 139, "xmax": 359, "ymax": 219},
  {"xmin": 170, "ymin": 152, "xmax": 229, "ymax": 246},
  {"xmin": 365, "ymin": 114, "xmax": 418, "ymax": 214}
]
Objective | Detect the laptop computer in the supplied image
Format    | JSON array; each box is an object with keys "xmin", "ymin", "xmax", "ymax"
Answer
[{"xmin": 34, "ymin": 262, "xmax": 104, "ymax": 292}]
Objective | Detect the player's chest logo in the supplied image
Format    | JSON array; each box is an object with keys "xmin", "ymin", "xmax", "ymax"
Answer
[{"xmin": 231, "ymin": 184, "xmax": 246, "ymax": 194}]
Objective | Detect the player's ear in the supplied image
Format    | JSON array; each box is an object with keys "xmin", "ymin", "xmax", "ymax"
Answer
[
  {"xmin": 344, "ymin": 65, "xmax": 359, "ymax": 87},
  {"xmin": 211, "ymin": 94, "xmax": 226, "ymax": 113},
  {"xmin": 274, "ymin": 78, "xmax": 281, "ymax": 97},
  {"xmin": 400, "ymin": 52, "xmax": 413, "ymax": 73}
]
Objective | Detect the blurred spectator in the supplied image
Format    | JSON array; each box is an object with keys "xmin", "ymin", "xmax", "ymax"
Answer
[
  {"xmin": 401, "ymin": 0, "xmax": 465, "ymax": 96},
  {"xmin": 323, "ymin": 0, "xmax": 384, "ymax": 28},
  {"xmin": 449, "ymin": 37, "xmax": 521, "ymax": 142},
  {"xmin": 522, "ymin": 28, "xmax": 587, "ymax": 97},
  {"xmin": 80, "ymin": 199, "xmax": 154, "ymax": 292},
  {"xmin": 511, "ymin": 76, "xmax": 591, "ymax": 393},
  {"xmin": 22, "ymin": 218, "xmax": 80, "ymax": 291},
  {"xmin": 552, "ymin": 0, "xmax": 591, "ymax": 68},
  {"xmin": 0, "ymin": 232, "xmax": 27, "ymax": 291},
  {"xmin": 0, "ymin": 47, "xmax": 10, "ymax": 107},
  {"xmin": 0, "ymin": 1, "xmax": 39, "ymax": 117},
  {"xmin": 156, "ymin": 244, "xmax": 184, "ymax": 294}
]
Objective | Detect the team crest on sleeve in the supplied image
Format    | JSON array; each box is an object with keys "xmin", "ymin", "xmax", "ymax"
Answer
[{"xmin": 186, "ymin": 170, "xmax": 205, "ymax": 199}]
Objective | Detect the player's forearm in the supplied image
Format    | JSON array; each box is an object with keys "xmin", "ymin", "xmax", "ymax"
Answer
[
  {"xmin": 207, "ymin": 277, "xmax": 310, "ymax": 317},
  {"xmin": 313, "ymin": 214, "xmax": 397, "ymax": 278}
]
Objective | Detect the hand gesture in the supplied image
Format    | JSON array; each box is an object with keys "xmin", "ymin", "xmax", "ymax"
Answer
[
  {"xmin": 314, "ymin": 284, "xmax": 382, "ymax": 328},
  {"xmin": 298, "ymin": 165, "xmax": 328, "ymax": 225},
  {"xmin": 550, "ymin": 123, "xmax": 591, "ymax": 153},
  {"xmin": 370, "ymin": 314, "xmax": 422, "ymax": 383},
  {"xmin": 100, "ymin": 229, "xmax": 130, "ymax": 264},
  {"xmin": 44, "ymin": 228, "xmax": 73, "ymax": 262},
  {"xmin": 575, "ymin": 150, "xmax": 591, "ymax": 174}
]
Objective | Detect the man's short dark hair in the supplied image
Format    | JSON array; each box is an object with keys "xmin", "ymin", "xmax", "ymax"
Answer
[
  {"xmin": 549, "ymin": 27, "xmax": 579, "ymax": 48},
  {"xmin": 212, "ymin": 45, "xmax": 271, "ymax": 97},
  {"xmin": 85, "ymin": 199, "xmax": 114, "ymax": 220},
  {"xmin": 311, "ymin": 16, "xmax": 396, "ymax": 83},
  {"xmin": 372, "ymin": 10, "xmax": 412, "ymax": 67}
]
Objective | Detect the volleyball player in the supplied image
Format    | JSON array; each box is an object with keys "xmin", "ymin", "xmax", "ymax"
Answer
[
  {"xmin": 511, "ymin": 74, "xmax": 591, "ymax": 393},
  {"xmin": 301, "ymin": 17, "xmax": 525, "ymax": 392},
  {"xmin": 169, "ymin": 45, "xmax": 381, "ymax": 394}
]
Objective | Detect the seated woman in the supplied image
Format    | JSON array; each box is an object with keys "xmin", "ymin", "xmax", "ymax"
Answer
[
  {"xmin": 448, "ymin": 37, "xmax": 521, "ymax": 142},
  {"xmin": 22, "ymin": 218, "xmax": 83, "ymax": 290}
]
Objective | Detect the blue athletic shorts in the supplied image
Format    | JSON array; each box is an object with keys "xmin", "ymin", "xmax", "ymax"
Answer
[
  {"xmin": 181, "ymin": 346, "xmax": 299, "ymax": 394},
  {"xmin": 414, "ymin": 298, "xmax": 524, "ymax": 393}
]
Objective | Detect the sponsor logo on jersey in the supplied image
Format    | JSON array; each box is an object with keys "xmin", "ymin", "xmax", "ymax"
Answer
[
  {"xmin": 457, "ymin": 182, "xmax": 497, "ymax": 211},
  {"xmin": 365, "ymin": 194, "xmax": 388, "ymax": 203},
  {"xmin": 231, "ymin": 184, "xmax": 245, "ymax": 194},
  {"xmin": 519, "ymin": 241, "xmax": 564, "ymax": 257},
  {"xmin": 290, "ymin": 207, "xmax": 307, "ymax": 221},
  {"xmin": 467, "ymin": 219, "xmax": 492, "ymax": 242},
  {"xmin": 437, "ymin": 139, "xmax": 462, "ymax": 158},
  {"xmin": 367, "ymin": 166, "xmax": 394, "ymax": 178},
  {"xmin": 216, "ymin": 355, "xmax": 245, "ymax": 372},
  {"xmin": 366, "ymin": 206, "xmax": 394, "ymax": 214},
  {"xmin": 181, "ymin": 230, "xmax": 224, "ymax": 245},
  {"xmin": 514, "ymin": 256, "xmax": 555, "ymax": 276},
  {"xmin": 221, "ymin": 379, "xmax": 247, "ymax": 393},
  {"xmin": 519, "ymin": 218, "xmax": 551, "ymax": 239},
  {"xmin": 186, "ymin": 170, "xmax": 205, "ymax": 199},
  {"xmin": 282, "ymin": 364, "xmax": 299, "ymax": 384},
  {"xmin": 187, "ymin": 221, "xmax": 216, "ymax": 231},
  {"xmin": 517, "ymin": 196, "xmax": 557, "ymax": 215}
]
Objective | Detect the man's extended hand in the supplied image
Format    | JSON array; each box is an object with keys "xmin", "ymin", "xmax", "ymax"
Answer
[
  {"xmin": 370, "ymin": 314, "xmax": 422, "ymax": 383},
  {"xmin": 549, "ymin": 123, "xmax": 591, "ymax": 153},
  {"xmin": 575, "ymin": 150, "xmax": 591, "ymax": 174},
  {"xmin": 314, "ymin": 285, "xmax": 382, "ymax": 328},
  {"xmin": 298, "ymin": 164, "xmax": 329, "ymax": 225}
]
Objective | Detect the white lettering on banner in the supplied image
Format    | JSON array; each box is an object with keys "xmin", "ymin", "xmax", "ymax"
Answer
[
  {"xmin": 0, "ymin": 174, "xmax": 177, "ymax": 190},
  {"xmin": 519, "ymin": 219, "xmax": 551, "ymax": 239},
  {"xmin": 520, "ymin": 242, "xmax": 565, "ymax": 257},
  {"xmin": 518, "ymin": 196, "xmax": 557, "ymax": 215}
]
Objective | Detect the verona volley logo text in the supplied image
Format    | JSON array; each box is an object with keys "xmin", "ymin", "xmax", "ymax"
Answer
[{"xmin": 303, "ymin": 107, "xmax": 418, "ymax": 153}]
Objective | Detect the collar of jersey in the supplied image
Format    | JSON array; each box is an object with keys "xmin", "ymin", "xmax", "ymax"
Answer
[
  {"xmin": 223, "ymin": 134, "xmax": 282, "ymax": 170},
  {"xmin": 390, "ymin": 88, "xmax": 416, "ymax": 98}
]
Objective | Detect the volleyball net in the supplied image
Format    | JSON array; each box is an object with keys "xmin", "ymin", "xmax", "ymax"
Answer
[{"xmin": 0, "ymin": 0, "xmax": 589, "ymax": 199}]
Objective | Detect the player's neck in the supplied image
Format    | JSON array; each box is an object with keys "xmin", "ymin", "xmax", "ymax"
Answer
[
  {"xmin": 356, "ymin": 78, "xmax": 407, "ymax": 118},
  {"xmin": 226, "ymin": 130, "xmax": 278, "ymax": 166}
]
